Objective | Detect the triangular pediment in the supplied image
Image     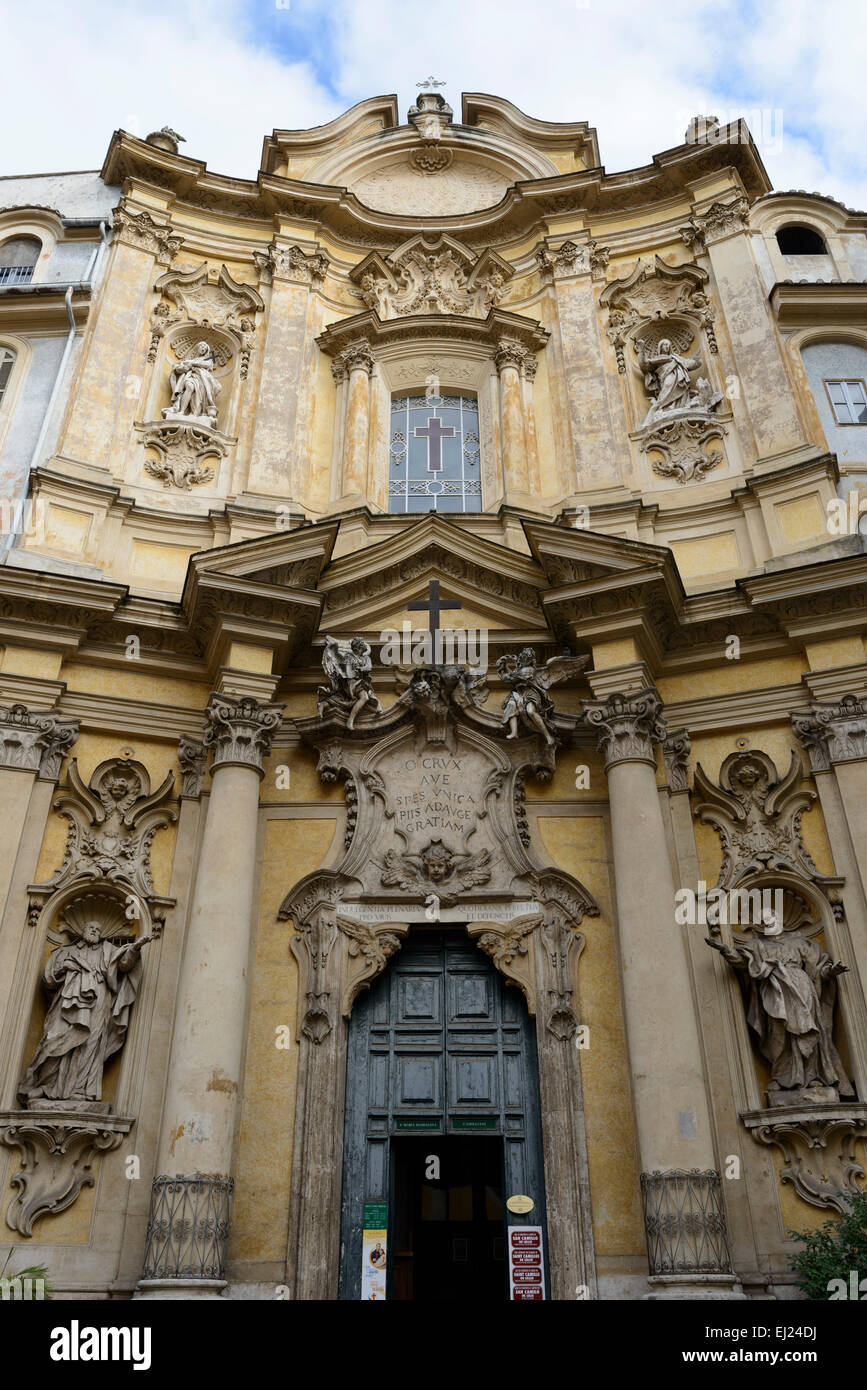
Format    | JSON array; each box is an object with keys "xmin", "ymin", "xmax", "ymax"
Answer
[{"xmin": 317, "ymin": 514, "xmax": 549, "ymax": 638}]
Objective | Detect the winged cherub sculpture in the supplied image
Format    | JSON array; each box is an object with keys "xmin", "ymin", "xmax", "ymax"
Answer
[
  {"xmin": 496, "ymin": 648, "xmax": 588, "ymax": 747},
  {"xmin": 380, "ymin": 837, "xmax": 492, "ymax": 906}
]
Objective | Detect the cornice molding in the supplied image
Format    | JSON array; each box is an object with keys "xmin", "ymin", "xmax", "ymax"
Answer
[
  {"xmin": 770, "ymin": 281, "xmax": 867, "ymax": 327},
  {"xmin": 316, "ymin": 306, "xmax": 549, "ymax": 360}
]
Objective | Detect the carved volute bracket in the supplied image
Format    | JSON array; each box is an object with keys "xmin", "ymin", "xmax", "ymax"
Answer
[
  {"xmin": 0, "ymin": 1112, "xmax": 133, "ymax": 1237},
  {"xmin": 740, "ymin": 1105, "xmax": 867, "ymax": 1212}
]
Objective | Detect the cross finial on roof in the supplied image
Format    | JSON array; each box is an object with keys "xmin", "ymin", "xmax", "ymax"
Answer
[{"xmin": 417, "ymin": 76, "xmax": 446, "ymax": 89}]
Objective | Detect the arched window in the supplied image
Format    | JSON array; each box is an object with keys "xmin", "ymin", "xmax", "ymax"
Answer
[
  {"xmin": 388, "ymin": 391, "xmax": 482, "ymax": 513},
  {"xmin": 0, "ymin": 235, "xmax": 42, "ymax": 286},
  {"xmin": 0, "ymin": 346, "xmax": 16, "ymax": 407},
  {"xmin": 775, "ymin": 224, "xmax": 828, "ymax": 256}
]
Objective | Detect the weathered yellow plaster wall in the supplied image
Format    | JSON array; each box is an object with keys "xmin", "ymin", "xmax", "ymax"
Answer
[
  {"xmin": 536, "ymin": 815, "xmax": 645, "ymax": 1257},
  {"xmin": 230, "ymin": 817, "xmax": 338, "ymax": 1268}
]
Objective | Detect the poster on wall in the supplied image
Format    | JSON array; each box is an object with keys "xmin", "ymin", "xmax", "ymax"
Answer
[
  {"xmin": 508, "ymin": 1225, "xmax": 546, "ymax": 1301},
  {"xmin": 361, "ymin": 1201, "xmax": 388, "ymax": 1300}
]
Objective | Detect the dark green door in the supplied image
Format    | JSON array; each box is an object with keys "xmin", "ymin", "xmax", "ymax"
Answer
[{"xmin": 339, "ymin": 929, "xmax": 548, "ymax": 1300}]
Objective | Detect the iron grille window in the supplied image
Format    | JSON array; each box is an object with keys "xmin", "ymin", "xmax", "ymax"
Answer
[
  {"xmin": 826, "ymin": 379, "xmax": 867, "ymax": 425},
  {"xmin": 389, "ymin": 392, "xmax": 481, "ymax": 513}
]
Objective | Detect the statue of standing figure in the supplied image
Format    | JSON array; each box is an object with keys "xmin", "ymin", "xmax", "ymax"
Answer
[
  {"xmin": 636, "ymin": 336, "xmax": 721, "ymax": 427},
  {"xmin": 19, "ymin": 921, "xmax": 152, "ymax": 1110},
  {"xmin": 163, "ymin": 339, "xmax": 220, "ymax": 426},
  {"xmin": 707, "ymin": 913, "xmax": 853, "ymax": 1105},
  {"xmin": 319, "ymin": 635, "xmax": 381, "ymax": 730}
]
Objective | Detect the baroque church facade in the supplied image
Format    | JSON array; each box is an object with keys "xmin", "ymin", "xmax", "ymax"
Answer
[{"xmin": 0, "ymin": 92, "xmax": 866, "ymax": 1301}]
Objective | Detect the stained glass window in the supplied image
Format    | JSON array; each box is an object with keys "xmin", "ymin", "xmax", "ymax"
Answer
[{"xmin": 388, "ymin": 393, "xmax": 482, "ymax": 513}]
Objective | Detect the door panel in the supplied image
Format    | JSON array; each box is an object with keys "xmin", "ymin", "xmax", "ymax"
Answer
[{"xmin": 339, "ymin": 929, "xmax": 548, "ymax": 1300}]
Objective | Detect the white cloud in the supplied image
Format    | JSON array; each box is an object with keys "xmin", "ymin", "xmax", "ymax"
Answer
[{"xmin": 3, "ymin": 0, "xmax": 865, "ymax": 209}]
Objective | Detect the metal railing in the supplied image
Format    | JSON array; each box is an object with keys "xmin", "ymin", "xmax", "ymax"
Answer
[
  {"xmin": 640, "ymin": 1169, "xmax": 732, "ymax": 1274},
  {"xmin": 141, "ymin": 1176, "xmax": 234, "ymax": 1281},
  {"xmin": 0, "ymin": 266, "xmax": 35, "ymax": 287}
]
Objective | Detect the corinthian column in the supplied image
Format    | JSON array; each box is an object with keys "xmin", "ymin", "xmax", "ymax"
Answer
[
  {"xmin": 583, "ymin": 689, "xmax": 738, "ymax": 1296},
  {"xmin": 495, "ymin": 341, "xmax": 530, "ymax": 493},
  {"xmin": 138, "ymin": 694, "xmax": 283, "ymax": 1299},
  {"xmin": 340, "ymin": 342, "xmax": 374, "ymax": 498}
]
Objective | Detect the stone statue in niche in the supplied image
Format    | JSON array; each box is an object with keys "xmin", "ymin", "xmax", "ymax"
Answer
[
  {"xmin": 636, "ymin": 336, "xmax": 722, "ymax": 427},
  {"xmin": 707, "ymin": 915, "xmax": 854, "ymax": 1106},
  {"xmin": 163, "ymin": 339, "xmax": 220, "ymax": 427},
  {"xmin": 318, "ymin": 635, "xmax": 381, "ymax": 729},
  {"xmin": 19, "ymin": 919, "xmax": 153, "ymax": 1111},
  {"xmin": 496, "ymin": 648, "xmax": 586, "ymax": 747}
]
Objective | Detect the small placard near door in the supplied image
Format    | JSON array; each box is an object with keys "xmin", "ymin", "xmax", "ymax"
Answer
[
  {"xmin": 508, "ymin": 1225, "xmax": 546, "ymax": 1301},
  {"xmin": 361, "ymin": 1203, "xmax": 388, "ymax": 1301}
]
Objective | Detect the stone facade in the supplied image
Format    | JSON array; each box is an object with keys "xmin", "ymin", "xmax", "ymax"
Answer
[{"xmin": 0, "ymin": 93, "xmax": 865, "ymax": 1301}]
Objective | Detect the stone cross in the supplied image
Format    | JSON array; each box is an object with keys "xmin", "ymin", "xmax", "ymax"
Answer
[{"xmin": 408, "ymin": 579, "xmax": 462, "ymax": 665}]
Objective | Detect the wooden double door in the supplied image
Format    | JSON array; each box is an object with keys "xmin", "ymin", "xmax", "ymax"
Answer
[{"xmin": 339, "ymin": 929, "xmax": 548, "ymax": 1300}]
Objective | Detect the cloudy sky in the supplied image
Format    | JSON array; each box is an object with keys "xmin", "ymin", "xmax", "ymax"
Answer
[{"xmin": 4, "ymin": 0, "xmax": 866, "ymax": 208}]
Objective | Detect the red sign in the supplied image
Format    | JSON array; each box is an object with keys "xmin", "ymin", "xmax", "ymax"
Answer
[
  {"xmin": 510, "ymin": 1230, "xmax": 540, "ymax": 1248},
  {"xmin": 508, "ymin": 1226, "xmax": 546, "ymax": 1300}
]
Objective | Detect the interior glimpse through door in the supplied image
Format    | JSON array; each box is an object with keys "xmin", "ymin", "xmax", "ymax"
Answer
[{"xmin": 391, "ymin": 1135, "xmax": 506, "ymax": 1301}]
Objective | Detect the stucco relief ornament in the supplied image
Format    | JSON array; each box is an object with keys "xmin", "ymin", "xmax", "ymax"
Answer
[
  {"xmin": 379, "ymin": 837, "xmax": 492, "ymax": 906},
  {"xmin": 693, "ymin": 750, "xmax": 825, "ymax": 891},
  {"xmin": 318, "ymin": 636, "xmax": 381, "ymax": 730},
  {"xmin": 707, "ymin": 915, "xmax": 853, "ymax": 1107},
  {"xmin": 142, "ymin": 424, "xmax": 223, "ymax": 490},
  {"xmin": 639, "ymin": 418, "xmax": 725, "ymax": 484},
  {"xmin": 681, "ymin": 196, "xmax": 750, "ymax": 251},
  {"xmin": 111, "ymin": 206, "xmax": 183, "ymax": 265},
  {"xmin": 393, "ymin": 665, "xmax": 487, "ymax": 749},
  {"xmin": 496, "ymin": 649, "xmax": 588, "ymax": 747},
  {"xmin": 353, "ymin": 236, "xmax": 510, "ymax": 320}
]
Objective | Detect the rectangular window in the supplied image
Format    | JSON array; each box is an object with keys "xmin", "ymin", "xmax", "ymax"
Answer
[
  {"xmin": 388, "ymin": 393, "xmax": 481, "ymax": 513},
  {"xmin": 825, "ymin": 379, "xmax": 867, "ymax": 425}
]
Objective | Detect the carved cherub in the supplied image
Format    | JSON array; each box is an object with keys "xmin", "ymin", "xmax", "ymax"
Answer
[
  {"xmin": 496, "ymin": 648, "xmax": 587, "ymax": 746},
  {"xmin": 380, "ymin": 837, "xmax": 492, "ymax": 905}
]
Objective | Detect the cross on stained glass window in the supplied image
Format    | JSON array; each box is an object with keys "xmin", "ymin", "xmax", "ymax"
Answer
[{"xmin": 389, "ymin": 393, "xmax": 481, "ymax": 513}]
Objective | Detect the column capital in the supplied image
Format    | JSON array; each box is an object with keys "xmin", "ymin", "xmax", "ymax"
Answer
[
  {"xmin": 203, "ymin": 694, "xmax": 284, "ymax": 775},
  {"xmin": 339, "ymin": 340, "xmax": 375, "ymax": 378},
  {"xmin": 792, "ymin": 694, "xmax": 867, "ymax": 772},
  {"xmin": 0, "ymin": 703, "xmax": 79, "ymax": 780},
  {"xmin": 583, "ymin": 688, "xmax": 667, "ymax": 769},
  {"xmin": 494, "ymin": 340, "xmax": 527, "ymax": 375}
]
